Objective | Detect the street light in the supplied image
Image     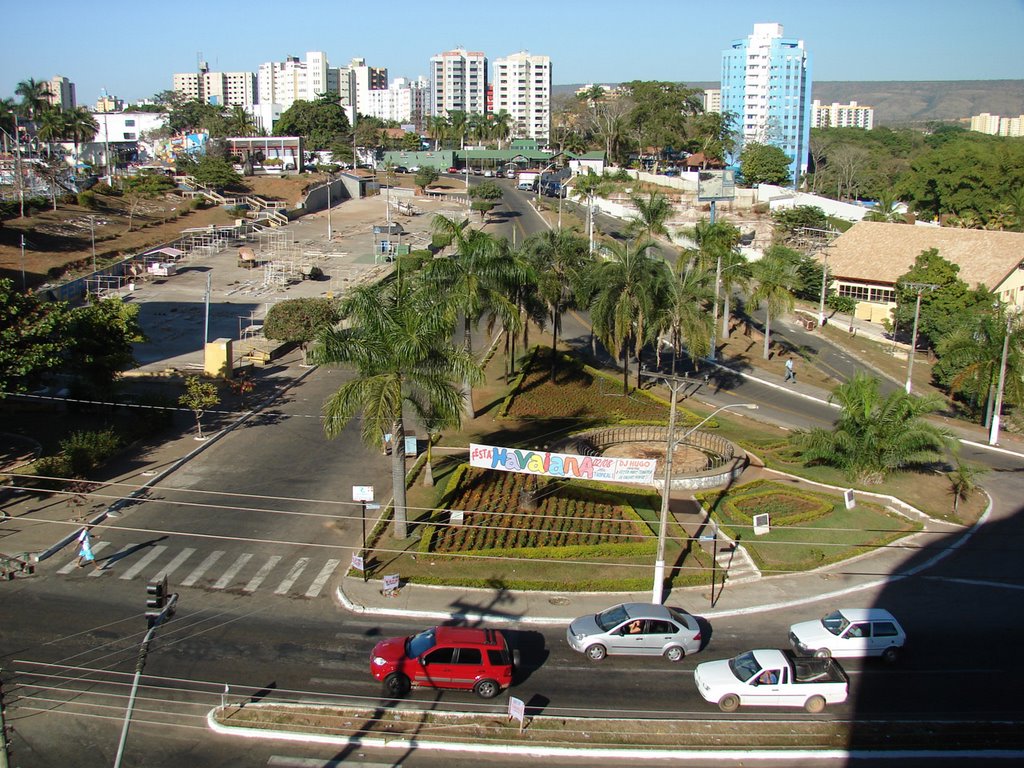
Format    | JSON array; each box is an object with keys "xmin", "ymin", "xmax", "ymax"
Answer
[
  {"xmin": 989, "ymin": 308, "xmax": 1018, "ymax": 446},
  {"xmin": 903, "ymin": 282, "xmax": 938, "ymax": 394},
  {"xmin": 326, "ymin": 179, "xmax": 333, "ymax": 241},
  {"xmin": 648, "ymin": 377, "xmax": 758, "ymax": 604},
  {"xmin": 88, "ymin": 215, "xmax": 97, "ymax": 272}
]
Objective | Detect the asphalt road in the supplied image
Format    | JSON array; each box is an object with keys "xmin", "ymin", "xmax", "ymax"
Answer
[{"xmin": 3, "ymin": 182, "xmax": 1024, "ymax": 766}]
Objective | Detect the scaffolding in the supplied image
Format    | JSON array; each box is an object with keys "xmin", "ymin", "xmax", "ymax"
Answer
[{"xmin": 84, "ymin": 274, "xmax": 128, "ymax": 297}]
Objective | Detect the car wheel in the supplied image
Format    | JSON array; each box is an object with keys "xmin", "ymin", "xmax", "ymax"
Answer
[
  {"xmin": 813, "ymin": 648, "xmax": 832, "ymax": 659},
  {"xmin": 882, "ymin": 646, "xmax": 899, "ymax": 664},
  {"xmin": 383, "ymin": 672, "xmax": 410, "ymax": 696},
  {"xmin": 474, "ymin": 679, "xmax": 500, "ymax": 699},
  {"xmin": 585, "ymin": 644, "xmax": 607, "ymax": 661},
  {"xmin": 718, "ymin": 694, "xmax": 740, "ymax": 713},
  {"xmin": 664, "ymin": 646, "xmax": 685, "ymax": 662},
  {"xmin": 804, "ymin": 695, "xmax": 826, "ymax": 714}
]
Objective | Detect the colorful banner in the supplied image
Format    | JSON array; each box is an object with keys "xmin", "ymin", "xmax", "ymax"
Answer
[{"xmin": 469, "ymin": 443, "xmax": 657, "ymax": 486}]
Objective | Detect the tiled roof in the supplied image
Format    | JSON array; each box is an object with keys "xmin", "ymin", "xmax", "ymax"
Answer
[{"xmin": 827, "ymin": 221, "xmax": 1024, "ymax": 290}]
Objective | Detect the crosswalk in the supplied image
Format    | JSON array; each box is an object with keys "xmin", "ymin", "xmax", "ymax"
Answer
[{"xmin": 54, "ymin": 542, "xmax": 341, "ymax": 598}]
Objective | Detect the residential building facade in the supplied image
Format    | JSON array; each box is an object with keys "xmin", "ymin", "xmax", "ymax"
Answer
[
  {"xmin": 492, "ymin": 51, "xmax": 552, "ymax": 143},
  {"xmin": 721, "ymin": 22, "xmax": 812, "ymax": 187},
  {"xmin": 364, "ymin": 77, "xmax": 429, "ymax": 129},
  {"xmin": 970, "ymin": 112, "xmax": 1024, "ymax": 137},
  {"xmin": 430, "ymin": 48, "xmax": 488, "ymax": 119},
  {"xmin": 702, "ymin": 88, "xmax": 721, "ymax": 114},
  {"xmin": 811, "ymin": 100, "xmax": 874, "ymax": 129},
  {"xmin": 256, "ymin": 51, "xmax": 332, "ymax": 112},
  {"xmin": 45, "ymin": 76, "xmax": 76, "ymax": 110},
  {"xmin": 172, "ymin": 63, "xmax": 256, "ymax": 108}
]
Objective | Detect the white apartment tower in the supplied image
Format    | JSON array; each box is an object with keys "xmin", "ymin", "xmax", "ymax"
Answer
[
  {"xmin": 812, "ymin": 100, "xmax": 874, "ymax": 129},
  {"xmin": 45, "ymin": 76, "xmax": 76, "ymax": 110},
  {"xmin": 430, "ymin": 48, "xmax": 488, "ymax": 119},
  {"xmin": 172, "ymin": 63, "xmax": 256, "ymax": 108},
  {"xmin": 257, "ymin": 51, "xmax": 332, "ymax": 111},
  {"xmin": 492, "ymin": 51, "xmax": 551, "ymax": 143},
  {"xmin": 342, "ymin": 58, "xmax": 388, "ymax": 116},
  {"xmin": 364, "ymin": 77, "xmax": 429, "ymax": 129}
]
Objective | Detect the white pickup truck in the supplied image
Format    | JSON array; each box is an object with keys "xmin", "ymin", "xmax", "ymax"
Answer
[{"xmin": 694, "ymin": 648, "xmax": 849, "ymax": 713}]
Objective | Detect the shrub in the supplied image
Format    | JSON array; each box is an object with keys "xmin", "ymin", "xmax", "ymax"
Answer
[{"xmin": 61, "ymin": 429, "xmax": 124, "ymax": 476}]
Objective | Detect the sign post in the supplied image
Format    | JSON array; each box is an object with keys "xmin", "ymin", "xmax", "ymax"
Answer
[
  {"xmin": 507, "ymin": 696, "xmax": 526, "ymax": 733},
  {"xmin": 353, "ymin": 486, "xmax": 374, "ymax": 582}
]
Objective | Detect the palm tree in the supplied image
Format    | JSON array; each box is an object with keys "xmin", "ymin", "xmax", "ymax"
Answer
[
  {"xmin": 225, "ymin": 105, "xmax": 258, "ymax": 137},
  {"xmin": 426, "ymin": 215, "xmax": 523, "ymax": 417},
  {"xmin": 947, "ymin": 454, "xmax": 988, "ymax": 516},
  {"xmin": 0, "ymin": 98, "xmax": 17, "ymax": 138},
  {"xmin": 447, "ymin": 111, "xmax": 469, "ymax": 150},
  {"xmin": 65, "ymin": 107, "xmax": 98, "ymax": 167},
  {"xmin": 428, "ymin": 116, "xmax": 449, "ymax": 151},
  {"xmin": 572, "ymin": 171, "xmax": 607, "ymax": 252},
  {"xmin": 309, "ymin": 279, "xmax": 481, "ymax": 539},
  {"xmin": 589, "ymin": 237, "xmax": 671, "ymax": 394},
  {"xmin": 656, "ymin": 260, "xmax": 714, "ymax": 375},
  {"xmin": 36, "ymin": 107, "xmax": 66, "ymax": 157},
  {"xmin": 627, "ymin": 191, "xmax": 672, "ymax": 242},
  {"xmin": 679, "ymin": 219, "xmax": 745, "ymax": 341},
  {"xmin": 490, "ymin": 110, "xmax": 512, "ymax": 149},
  {"xmin": 525, "ymin": 229, "xmax": 591, "ymax": 381},
  {"xmin": 500, "ymin": 239, "xmax": 545, "ymax": 381},
  {"xmin": 793, "ymin": 372, "xmax": 953, "ymax": 485},
  {"xmin": 15, "ymin": 78, "xmax": 50, "ymax": 122},
  {"xmin": 864, "ymin": 189, "xmax": 905, "ymax": 223},
  {"xmin": 749, "ymin": 246, "xmax": 803, "ymax": 359},
  {"xmin": 937, "ymin": 309, "xmax": 1024, "ymax": 427}
]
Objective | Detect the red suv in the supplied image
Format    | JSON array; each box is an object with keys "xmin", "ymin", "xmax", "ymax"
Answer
[{"xmin": 370, "ymin": 626, "xmax": 515, "ymax": 698}]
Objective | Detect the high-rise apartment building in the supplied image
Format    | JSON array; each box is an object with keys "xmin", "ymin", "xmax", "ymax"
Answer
[
  {"xmin": 364, "ymin": 77, "xmax": 429, "ymax": 129},
  {"xmin": 702, "ymin": 88, "xmax": 721, "ymax": 114},
  {"xmin": 721, "ymin": 22, "xmax": 812, "ymax": 186},
  {"xmin": 970, "ymin": 112, "xmax": 1024, "ymax": 137},
  {"xmin": 492, "ymin": 51, "xmax": 551, "ymax": 143},
  {"xmin": 340, "ymin": 57, "xmax": 388, "ymax": 116},
  {"xmin": 811, "ymin": 100, "xmax": 874, "ymax": 129},
  {"xmin": 45, "ymin": 76, "xmax": 76, "ymax": 110},
  {"xmin": 256, "ymin": 51, "xmax": 332, "ymax": 111},
  {"xmin": 430, "ymin": 48, "xmax": 488, "ymax": 121},
  {"xmin": 172, "ymin": 63, "xmax": 256, "ymax": 108}
]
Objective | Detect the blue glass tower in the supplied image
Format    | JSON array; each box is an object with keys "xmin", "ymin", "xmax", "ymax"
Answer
[{"xmin": 721, "ymin": 23, "xmax": 812, "ymax": 188}]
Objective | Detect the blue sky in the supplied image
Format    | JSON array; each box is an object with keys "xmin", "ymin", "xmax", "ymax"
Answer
[{"xmin": 3, "ymin": 0, "xmax": 1022, "ymax": 104}]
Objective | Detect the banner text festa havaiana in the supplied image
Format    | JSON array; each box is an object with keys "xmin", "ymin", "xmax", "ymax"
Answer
[{"xmin": 469, "ymin": 443, "xmax": 657, "ymax": 485}]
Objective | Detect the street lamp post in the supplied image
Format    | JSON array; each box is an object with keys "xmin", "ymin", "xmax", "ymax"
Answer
[
  {"xmin": 89, "ymin": 215, "xmax": 97, "ymax": 272},
  {"xmin": 989, "ymin": 309, "xmax": 1017, "ymax": 446},
  {"xmin": 646, "ymin": 370, "xmax": 758, "ymax": 604},
  {"xmin": 903, "ymin": 282, "xmax": 938, "ymax": 394},
  {"xmin": 326, "ymin": 180, "xmax": 333, "ymax": 241}
]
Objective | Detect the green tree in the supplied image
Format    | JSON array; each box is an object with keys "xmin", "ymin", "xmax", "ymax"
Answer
[
  {"xmin": 678, "ymin": 219, "xmax": 745, "ymax": 341},
  {"xmin": 426, "ymin": 216, "xmax": 523, "ymax": 417},
  {"xmin": 414, "ymin": 167, "xmax": 440, "ymax": 190},
  {"xmin": 490, "ymin": 110, "xmax": 512, "ymax": 148},
  {"xmin": 749, "ymin": 245, "xmax": 803, "ymax": 359},
  {"xmin": 15, "ymin": 77, "xmax": 50, "ymax": 121},
  {"xmin": 224, "ymin": 105, "xmax": 259, "ymax": 137},
  {"xmin": 263, "ymin": 298, "xmax": 340, "ymax": 364},
  {"xmin": 121, "ymin": 171, "xmax": 177, "ymax": 230},
  {"xmin": 525, "ymin": 229, "xmax": 591, "ymax": 381},
  {"xmin": 771, "ymin": 206, "xmax": 828, "ymax": 242},
  {"xmin": 179, "ymin": 375, "xmax": 221, "ymax": 440},
  {"xmin": 657, "ymin": 260, "xmax": 714, "ymax": 374},
  {"xmin": 740, "ymin": 142, "xmax": 792, "ymax": 186},
  {"xmin": 863, "ymin": 189, "xmax": 906, "ymax": 223},
  {"xmin": 64, "ymin": 296, "xmax": 145, "ymax": 395},
  {"xmin": 309, "ymin": 279, "xmax": 481, "ymax": 539},
  {"xmin": 0, "ymin": 278, "xmax": 69, "ymax": 395},
  {"xmin": 589, "ymin": 237, "xmax": 670, "ymax": 393},
  {"xmin": 622, "ymin": 81, "xmax": 702, "ymax": 157},
  {"xmin": 165, "ymin": 99, "xmax": 223, "ymax": 135},
  {"xmin": 946, "ymin": 454, "xmax": 988, "ymax": 517},
  {"xmin": 191, "ymin": 155, "xmax": 242, "ymax": 191},
  {"xmin": 627, "ymin": 191, "xmax": 672, "ymax": 241},
  {"xmin": 274, "ymin": 96, "xmax": 352, "ymax": 150},
  {"xmin": 793, "ymin": 372, "xmax": 952, "ymax": 484}
]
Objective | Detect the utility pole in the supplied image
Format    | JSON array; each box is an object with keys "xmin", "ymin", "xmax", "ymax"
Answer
[
  {"xmin": 326, "ymin": 179, "xmax": 333, "ymax": 241},
  {"xmin": 903, "ymin": 282, "xmax": 938, "ymax": 394},
  {"xmin": 989, "ymin": 309, "xmax": 1017, "ymax": 446},
  {"xmin": 798, "ymin": 226, "xmax": 840, "ymax": 327},
  {"xmin": 1, "ymin": 666, "xmax": 10, "ymax": 768},
  {"xmin": 89, "ymin": 214, "xmax": 97, "ymax": 272}
]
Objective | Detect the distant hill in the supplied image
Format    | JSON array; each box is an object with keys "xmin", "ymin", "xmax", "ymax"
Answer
[{"xmin": 555, "ymin": 80, "xmax": 1024, "ymax": 127}]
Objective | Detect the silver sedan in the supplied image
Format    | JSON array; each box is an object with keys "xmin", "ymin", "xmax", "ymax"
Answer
[{"xmin": 566, "ymin": 602, "xmax": 703, "ymax": 662}]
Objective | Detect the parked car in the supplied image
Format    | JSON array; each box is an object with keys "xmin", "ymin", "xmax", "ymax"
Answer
[
  {"xmin": 407, "ymin": 165, "xmax": 421, "ymax": 173},
  {"xmin": 483, "ymin": 169, "xmax": 494, "ymax": 177},
  {"xmin": 370, "ymin": 626, "xmax": 515, "ymax": 698},
  {"xmin": 447, "ymin": 166, "xmax": 460, "ymax": 174},
  {"xmin": 504, "ymin": 168, "xmax": 517, "ymax": 179},
  {"xmin": 392, "ymin": 166, "xmax": 408, "ymax": 174},
  {"xmin": 566, "ymin": 602, "xmax": 702, "ymax": 662},
  {"xmin": 694, "ymin": 648, "xmax": 849, "ymax": 713},
  {"xmin": 789, "ymin": 608, "xmax": 906, "ymax": 662}
]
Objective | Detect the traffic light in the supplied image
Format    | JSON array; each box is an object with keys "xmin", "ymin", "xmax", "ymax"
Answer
[{"xmin": 145, "ymin": 576, "xmax": 168, "ymax": 627}]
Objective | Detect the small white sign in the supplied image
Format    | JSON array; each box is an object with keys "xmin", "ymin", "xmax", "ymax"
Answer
[
  {"xmin": 508, "ymin": 696, "xmax": 526, "ymax": 730},
  {"xmin": 382, "ymin": 573, "xmax": 400, "ymax": 594},
  {"xmin": 351, "ymin": 554, "xmax": 365, "ymax": 571},
  {"xmin": 753, "ymin": 513, "xmax": 770, "ymax": 536},
  {"xmin": 844, "ymin": 489, "xmax": 855, "ymax": 510},
  {"xmin": 353, "ymin": 486, "xmax": 374, "ymax": 502},
  {"xmin": 405, "ymin": 436, "xmax": 417, "ymax": 456},
  {"xmin": 450, "ymin": 509, "xmax": 465, "ymax": 526},
  {"xmin": 366, "ymin": 503, "xmax": 381, "ymax": 511}
]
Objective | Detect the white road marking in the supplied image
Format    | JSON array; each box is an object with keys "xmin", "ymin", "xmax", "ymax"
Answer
[
  {"xmin": 57, "ymin": 541, "xmax": 111, "ymax": 574},
  {"xmin": 244, "ymin": 555, "xmax": 281, "ymax": 592},
  {"xmin": 181, "ymin": 550, "xmax": 225, "ymax": 586},
  {"xmin": 89, "ymin": 545, "xmax": 133, "ymax": 576},
  {"xmin": 213, "ymin": 553, "xmax": 253, "ymax": 589},
  {"xmin": 152, "ymin": 548, "xmax": 195, "ymax": 582},
  {"xmin": 274, "ymin": 558, "xmax": 309, "ymax": 595},
  {"xmin": 304, "ymin": 559, "xmax": 340, "ymax": 597},
  {"xmin": 118, "ymin": 545, "xmax": 168, "ymax": 581},
  {"xmin": 269, "ymin": 756, "xmax": 396, "ymax": 767}
]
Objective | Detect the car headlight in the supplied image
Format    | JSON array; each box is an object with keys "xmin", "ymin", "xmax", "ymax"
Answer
[{"xmin": 371, "ymin": 656, "xmax": 387, "ymax": 666}]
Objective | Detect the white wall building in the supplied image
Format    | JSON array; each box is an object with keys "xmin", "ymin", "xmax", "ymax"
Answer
[
  {"xmin": 364, "ymin": 77, "xmax": 429, "ymax": 128},
  {"xmin": 173, "ymin": 63, "xmax": 256, "ymax": 108},
  {"xmin": 970, "ymin": 112, "xmax": 1024, "ymax": 137},
  {"xmin": 702, "ymin": 88, "xmax": 721, "ymax": 113},
  {"xmin": 812, "ymin": 100, "xmax": 874, "ymax": 129},
  {"xmin": 430, "ymin": 48, "xmax": 488, "ymax": 119},
  {"xmin": 46, "ymin": 76, "xmax": 76, "ymax": 110},
  {"xmin": 492, "ymin": 51, "xmax": 551, "ymax": 143},
  {"xmin": 257, "ymin": 51, "xmax": 332, "ymax": 112}
]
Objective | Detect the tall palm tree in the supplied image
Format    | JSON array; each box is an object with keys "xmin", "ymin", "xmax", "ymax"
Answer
[
  {"xmin": 793, "ymin": 372, "xmax": 952, "ymax": 485},
  {"xmin": 718, "ymin": 248, "xmax": 751, "ymax": 340},
  {"xmin": 678, "ymin": 219, "xmax": 745, "ymax": 341},
  {"xmin": 656, "ymin": 260, "xmax": 714, "ymax": 375},
  {"xmin": 225, "ymin": 105, "xmax": 258, "ymax": 137},
  {"xmin": 0, "ymin": 98, "xmax": 17, "ymax": 138},
  {"xmin": 500, "ymin": 239, "xmax": 545, "ymax": 381},
  {"xmin": 36, "ymin": 108, "xmax": 65, "ymax": 157},
  {"xmin": 749, "ymin": 246, "xmax": 803, "ymax": 359},
  {"xmin": 447, "ymin": 110, "xmax": 469, "ymax": 150},
  {"xmin": 428, "ymin": 116, "xmax": 449, "ymax": 151},
  {"xmin": 572, "ymin": 171, "xmax": 607, "ymax": 252},
  {"xmin": 426, "ymin": 215, "xmax": 523, "ymax": 417},
  {"xmin": 589, "ymin": 237, "xmax": 671, "ymax": 394},
  {"xmin": 627, "ymin": 191, "xmax": 672, "ymax": 242},
  {"xmin": 309, "ymin": 279, "xmax": 481, "ymax": 539},
  {"xmin": 15, "ymin": 78, "xmax": 50, "ymax": 122},
  {"xmin": 864, "ymin": 189, "xmax": 905, "ymax": 223},
  {"xmin": 65, "ymin": 107, "xmax": 98, "ymax": 166},
  {"xmin": 525, "ymin": 229, "xmax": 591, "ymax": 381},
  {"xmin": 490, "ymin": 110, "xmax": 512, "ymax": 149},
  {"xmin": 937, "ymin": 309, "xmax": 1024, "ymax": 427}
]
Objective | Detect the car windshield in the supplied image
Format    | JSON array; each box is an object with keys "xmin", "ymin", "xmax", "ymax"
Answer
[
  {"xmin": 596, "ymin": 605, "xmax": 630, "ymax": 631},
  {"xmin": 406, "ymin": 628, "xmax": 437, "ymax": 658},
  {"xmin": 821, "ymin": 610, "xmax": 850, "ymax": 637},
  {"xmin": 667, "ymin": 607, "xmax": 696, "ymax": 631},
  {"xmin": 728, "ymin": 651, "xmax": 762, "ymax": 682}
]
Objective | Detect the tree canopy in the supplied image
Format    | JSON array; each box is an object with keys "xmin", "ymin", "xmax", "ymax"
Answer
[
  {"xmin": 274, "ymin": 96, "xmax": 352, "ymax": 150},
  {"xmin": 739, "ymin": 143, "xmax": 792, "ymax": 186},
  {"xmin": 263, "ymin": 298, "xmax": 340, "ymax": 363}
]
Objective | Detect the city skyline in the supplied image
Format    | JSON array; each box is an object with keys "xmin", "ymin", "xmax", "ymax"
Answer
[{"xmin": 2, "ymin": 0, "xmax": 1022, "ymax": 106}]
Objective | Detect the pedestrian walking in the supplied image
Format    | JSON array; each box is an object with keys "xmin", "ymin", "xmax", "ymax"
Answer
[
  {"xmin": 77, "ymin": 528, "xmax": 96, "ymax": 568},
  {"xmin": 784, "ymin": 356, "xmax": 796, "ymax": 383}
]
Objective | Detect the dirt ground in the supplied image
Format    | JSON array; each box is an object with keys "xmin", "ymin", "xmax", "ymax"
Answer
[{"xmin": 0, "ymin": 174, "xmax": 327, "ymax": 290}]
